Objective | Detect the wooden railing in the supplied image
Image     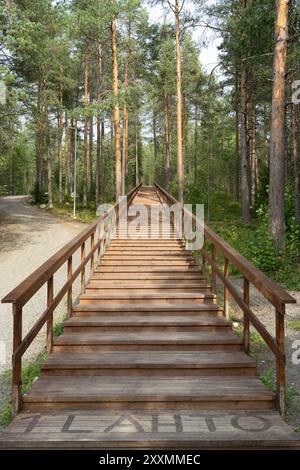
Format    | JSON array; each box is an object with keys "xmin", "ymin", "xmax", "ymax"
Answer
[
  {"xmin": 2, "ymin": 183, "xmax": 142, "ymax": 416},
  {"xmin": 154, "ymin": 182, "xmax": 296, "ymax": 416}
]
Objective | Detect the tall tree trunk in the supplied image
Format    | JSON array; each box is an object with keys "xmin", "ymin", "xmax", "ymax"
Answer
[
  {"xmin": 153, "ymin": 113, "xmax": 158, "ymax": 181},
  {"xmin": 95, "ymin": 44, "xmax": 102, "ymax": 206},
  {"xmin": 89, "ymin": 116, "xmax": 93, "ymax": 193},
  {"xmin": 64, "ymin": 115, "xmax": 69, "ymax": 196},
  {"xmin": 57, "ymin": 114, "xmax": 63, "ymax": 203},
  {"xmin": 122, "ymin": 21, "xmax": 131, "ymax": 195},
  {"xmin": 235, "ymin": 74, "xmax": 240, "ymax": 200},
  {"xmin": 111, "ymin": 15, "xmax": 122, "ymax": 201},
  {"xmin": 194, "ymin": 104, "xmax": 198, "ymax": 183},
  {"xmin": 183, "ymin": 92, "xmax": 189, "ymax": 182},
  {"xmin": 269, "ymin": 0, "xmax": 289, "ymax": 249},
  {"xmin": 240, "ymin": 61, "xmax": 251, "ymax": 224},
  {"xmin": 135, "ymin": 119, "xmax": 139, "ymax": 186},
  {"xmin": 47, "ymin": 122, "xmax": 53, "ymax": 209},
  {"xmin": 83, "ymin": 52, "xmax": 89, "ymax": 208},
  {"xmin": 164, "ymin": 91, "xmax": 171, "ymax": 191},
  {"xmin": 264, "ymin": 105, "xmax": 269, "ymax": 168},
  {"xmin": 292, "ymin": 103, "xmax": 300, "ymax": 225},
  {"xmin": 35, "ymin": 80, "xmax": 43, "ymax": 202},
  {"xmin": 250, "ymin": 108, "xmax": 258, "ymax": 205},
  {"xmin": 175, "ymin": 0, "xmax": 183, "ymax": 202}
]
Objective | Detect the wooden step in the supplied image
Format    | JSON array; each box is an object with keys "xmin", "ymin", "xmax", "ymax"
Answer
[
  {"xmin": 79, "ymin": 292, "xmax": 216, "ymax": 305},
  {"xmin": 64, "ymin": 314, "xmax": 232, "ymax": 332},
  {"xmin": 1, "ymin": 410, "xmax": 298, "ymax": 449},
  {"xmin": 92, "ymin": 272, "xmax": 204, "ymax": 280},
  {"xmin": 96, "ymin": 266, "xmax": 203, "ymax": 272},
  {"xmin": 100, "ymin": 260, "xmax": 196, "ymax": 266},
  {"xmin": 87, "ymin": 282, "xmax": 210, "ymax": 291},
  {"xmin": 53, "ymin": 331, "xmax": 242, "ymax": 352},
  {"xmin": 41, "ymin": 351, "xmax": 256, "ymax": 376},
  {"xmin": 23, "ymin": 375, "xmax": 275, "ymax": 411},
  {"xmin": 103, "ymin": 253, "xmax": 193, "ymax": 259},
  {"xmin": 72, "ymin": 302, "xmax": 223, "ymax": 316},
  {"xmin": 85, "ymin": 286, "xmax": 212, "ymax": 294}
]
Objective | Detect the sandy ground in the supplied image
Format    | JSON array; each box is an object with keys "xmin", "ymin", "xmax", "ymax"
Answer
[{"xmin": 0, "ymin": 196, "xmax": 85, "ymax": 375}]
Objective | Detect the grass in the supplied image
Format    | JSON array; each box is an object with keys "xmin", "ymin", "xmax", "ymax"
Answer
[
  {"xmin": 49, "ymin": 203, "xmax": 97, "ymax": 223},
  {"xmin": 233, "ymin": 323, "xmax": 265, "ymax": 346},
  {"xmin": 288, "ymin": 319, "xmax": 300, "ymax": 331},
  {"xmin": 53, "ymin": 320, "xmax": 65, "ymax": 337},
  {"xmin": 0, "ymin": 353, "xmax": 45, "ymax": 428},
  {"xmin": 0, "ymin": 315, "xmax": 66, "ymax": 429}
]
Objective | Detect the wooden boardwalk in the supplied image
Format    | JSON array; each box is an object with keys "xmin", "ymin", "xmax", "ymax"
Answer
[{"xmin": 0, "ymin": 186, "xmax": 299, "ymax": 449}]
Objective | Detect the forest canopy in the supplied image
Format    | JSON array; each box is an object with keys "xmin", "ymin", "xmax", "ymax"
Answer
[{"xmin": 0, "ymin": 0, "xmax": 300, "ymax": 284}]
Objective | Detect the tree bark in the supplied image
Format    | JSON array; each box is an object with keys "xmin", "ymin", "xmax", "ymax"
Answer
[
  {"xmin": 240, "ymin": 61, "xmax": 251, "ymax": 223},
  {"xmin": 122, "ymin": 21, "xmax": 131, "ymax": 195},
  {"xmin": 175, "ymin": 0, "xmax": 183, "ymax": 202},
  {"xmin": 292, "ymin": 103, "xmax": 300, "ymax": 225},
  {"xmin": 164, "ymin": 90, "xmax": 171, "ymax": 191},
  {"xmin": 235, "ymin": 74, "xmax": 240, "ymax": 200},
  {"xmin": 83, "ymin": 52, "xmax": 89, "ymax": 208},
  {"xmin": 111, "ymin": 15, "xmax": 122, "ymax": 201},
  {"xmin": 269, "ymin": 0, "xmax": 289, "ymax": 249},
  {"xmin": 194, "ymin": 105, "xmax": 199, "ymax": 183}
]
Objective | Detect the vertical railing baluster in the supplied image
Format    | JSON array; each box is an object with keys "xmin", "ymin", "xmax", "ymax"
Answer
[
  {"xmin": 46, "ymin": 276, "xmax": 54, "ymax": 354},
  {"xmin": 201, "ymin": 236, "xmax": 206, "ymax": 275},
  {"xmin": 81, "ymin": 242, "xmax": 86, "ymax": 294},
  {"xmin": 276, "ymin": 305, "xmax": 286, "ymax": 416},
  {"xmin": 211, "ymin": 243, "xmax": 216, "ymax": 293},
  {"xmin": 90, "ymin": 233, "xmax": 95, "ymax": 277},
  {"xmin": 224, "ymin": 257, "xmax": 229, "ymax": 318},
  {"xmin": 12, "ymin": 304, "xmax": 22, "ymax": 416},
  {"xmin": 243, "ymin": 277, "xmax": 250, "ymax": 354},
  {"xmin": 67, "ymin": 256, "xmax": 72, "ymax": 318}
]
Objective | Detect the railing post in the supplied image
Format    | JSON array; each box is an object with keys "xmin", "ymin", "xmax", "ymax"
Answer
[
  {"xmin": 224, "ymin": 257, "xmax": 229, "ymax": 318},
  {"xmin": 46, "ymin": 276, "xmax": 54, "ymax": 354},
  {"xmin": 211, "ymin": 243, "xmax": 216, "ymax": 294},
  {"xmin": 67, "ymin": 256, "xmax": 72, "ymax": 318},
  {"xmin": 243, "ymin": 277, "xmax": 250, "ymax": 354},
  {"xmin": 276, "ymin": 305, "xmax": 286, "ymax": 417},
  {"xmin": 90, "ymin": 233, "xmax": 95, "ymax": 277},
  {"xmin": 12, "ymin": 304, "xmax": 22, "ymax": 416},
  {"xmin": 81, "ymin": 242, "xmax": 86, "ymax": 294}
]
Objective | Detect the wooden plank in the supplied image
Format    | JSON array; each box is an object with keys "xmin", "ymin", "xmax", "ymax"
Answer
[
  {"xmin": 1, "ymin": 410, "xmax": 299, "ymax": 449},
  {"xmin": 22, "ymin": 376, "xmax": 275, "ymax": 403}
]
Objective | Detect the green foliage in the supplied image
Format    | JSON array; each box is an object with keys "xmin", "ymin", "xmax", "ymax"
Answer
[
  {"xmin": 288, "ymin": 320, "xmax": 300, "ymax": 331},
  {"xmin": 260, "ymin": 368, "xmax": 275, "ymax": 391},
  {"xmin": 53, "ymin": 322, "xmax": 65, "ymax": 337}
]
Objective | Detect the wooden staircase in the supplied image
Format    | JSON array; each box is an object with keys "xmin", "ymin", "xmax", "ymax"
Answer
[{"xmin": 0, "ymin": 186, "xmax": 299, "ymax": 449}]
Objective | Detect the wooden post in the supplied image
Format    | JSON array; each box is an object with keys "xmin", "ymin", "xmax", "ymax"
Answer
[
  {"xmin": 46, "ymin": 276, "xmax": 54, "ymax": 354},
  {"xmin": 211, "ymin": 243, "xmax": 216, "ymax": 293},
  {"xmin": 243, "ymin": 277, "xmax": 250, "ymax": 354},
  {"xmin": 81, "ymin": 242, "xmax": 86, "ymax": 294},
  {"xmin": 12, "ymin": 304, "xmax": 22, "ymax": 416},
  {"xmin": 276, "ymin": 306, "xmax": 286, "ymax": 416},
  {"xmin": 67, "ymin": 256, "xmax": 72, "ymax": 318},
  {"xmin": 90, "ymin": 233, "xmax": 95, "ymax": 277},
  {"xmin": 224, "ymin": 257, "xmax": 229, "ymax": 318},
  {"xmin": 201, "ymin": 236, "xmax": 206, "ymax": 274}
]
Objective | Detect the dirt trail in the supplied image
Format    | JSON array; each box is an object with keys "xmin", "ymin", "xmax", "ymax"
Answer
[{"xmin": 0, "ymin": 196, "xmax": 85, "ymax": 373}]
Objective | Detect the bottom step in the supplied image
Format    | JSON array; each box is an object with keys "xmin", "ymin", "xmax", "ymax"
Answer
[
  {"xmin": 22, "ymin": 375, "xmax": 275, "ymax": 411},
  {"xmin": 0, "ymin": 410, "xmax": 299, "ymax": 449}
]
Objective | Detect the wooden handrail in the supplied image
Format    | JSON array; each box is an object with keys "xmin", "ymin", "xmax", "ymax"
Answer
[
  {"xmin": 154, "ymin": 182, "xmax": 295, "ymax": 312},
  {"xmin": 2, "ymin": 184, "xmax": 141, "ymax": 309},
  {"xmin": 2, "ymin": 182, "xmax": 142, "ymax": 416},
  {"xmin": 154, "ymin": 182, "xmax": 295, "ymax": 417}
]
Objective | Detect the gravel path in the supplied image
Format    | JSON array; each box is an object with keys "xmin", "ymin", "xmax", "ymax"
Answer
[
  {"xmin": 0, "ymin": 196, "xmax": 85, "ymax": 373},
  {"xmin": 224, "ymin": 278, "xmax": 300, "ymax": 428}
]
